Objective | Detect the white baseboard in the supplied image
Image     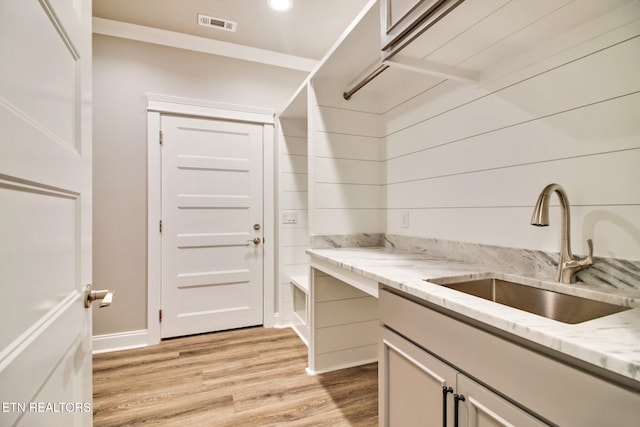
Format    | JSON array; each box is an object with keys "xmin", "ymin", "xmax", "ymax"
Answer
[
  {"xmin": 273, "ymin": 321, "xmax": 309, "ymax": 347},
  {"xmin": 92, "ymin": 329, "xmax": 149, "ymax": 354},
  {"xmin": 305, "ymin": 357, "xmax": 378, "ymax": 376},
  {"xmin": 92, "ymin": 317, "xmax": 288, "ymax": 354},
  {"xmin": 291, "ymin": 324, "xmax": 309, "ymax": 347}
]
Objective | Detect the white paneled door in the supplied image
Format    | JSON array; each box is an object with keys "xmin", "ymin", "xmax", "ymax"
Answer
[
  {"xmin": 160, "ymin": 115, "xmax": 264, "ymax": 338},
  {"xmin": 0, "ymin": 0, "xmax": 93, "ymax": 426}
]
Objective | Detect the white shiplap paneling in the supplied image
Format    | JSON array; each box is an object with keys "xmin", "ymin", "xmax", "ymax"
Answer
[
  {"xmin": 309, "ymin": 82, "xmax": 386, "ymax": 235},
  {"xmin": 386, "ymin": 93, "xmax": 640, "ymax": 186},
  {"xmin": 383, "ymin": 18, "xmax": 640, "ymax": 261},
  {"xmin": 310, "ymin": 270, "xmax": 378, "ymax": 373},
  {"xmin": 278, "ymin": 117, "xmax": 309, "ymax": 324}
]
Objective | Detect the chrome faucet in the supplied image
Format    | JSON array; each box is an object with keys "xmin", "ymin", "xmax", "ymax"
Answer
[{"xmin": 531, "ymin": 183, "xmax": 593, "ymax": 284}]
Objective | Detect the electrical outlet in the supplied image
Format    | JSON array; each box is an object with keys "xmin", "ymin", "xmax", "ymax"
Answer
[{"xmin": 401, "ymin": 210, "xmax": 409, "ymax": 229}]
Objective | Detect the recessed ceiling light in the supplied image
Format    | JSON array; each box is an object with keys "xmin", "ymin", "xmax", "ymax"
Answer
[{"xmin": 269, "ymin": 0, "xmax": 292, "ymax": 12}]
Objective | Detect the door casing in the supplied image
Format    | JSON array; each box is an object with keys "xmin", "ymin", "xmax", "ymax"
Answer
[{"xmin": 146, "ymin": 93, "xmax": 276, "ymax": 346}]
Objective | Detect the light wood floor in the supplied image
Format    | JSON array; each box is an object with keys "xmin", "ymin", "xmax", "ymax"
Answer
[{"xmin": 93, "ymin": 326, "xmax": 378, "ymax": 426}]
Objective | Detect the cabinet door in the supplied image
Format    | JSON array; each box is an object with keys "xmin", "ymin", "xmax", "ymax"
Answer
[
  {"xmin": 384, "ymin": 0, "xmax": 427, "ymax": 31},
  {"xmin": 380, "ymin": 327, "xmax": 458, "ymax": 427},
  {"xmin": 457, "ymin": 374, "xmax": 549, "ymax": 427},
  {"xmin": 381, "ymin": 0, "xmax": 466, "ymax": 58}
]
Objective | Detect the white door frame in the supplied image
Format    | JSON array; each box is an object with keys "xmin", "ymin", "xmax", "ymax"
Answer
[{"xmin": 145, "ymin": 93, "xmax": 275, "ymax": 346}]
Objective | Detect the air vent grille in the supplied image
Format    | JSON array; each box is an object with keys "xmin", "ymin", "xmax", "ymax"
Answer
[{"xmin": 197, "ymin": 14, "xmax": 237, "ymax": 32}]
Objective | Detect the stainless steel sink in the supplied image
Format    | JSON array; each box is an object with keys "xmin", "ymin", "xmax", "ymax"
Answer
[{"xmin": 428, "ymin": 277, "xmax": 630, "ymax": 324}]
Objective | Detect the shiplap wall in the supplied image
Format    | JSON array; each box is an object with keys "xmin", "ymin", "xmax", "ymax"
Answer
[
  {"xmin": 278, "ymin": 118, "xmax": 309, "ymax": 324},
  {"xmin": 384, "ymin": 27, "xmax": 640, "ymax": 261},
  {"xmin": 310, "ymin": 269, "xmax": 378, "ymax": 373},
  {"xmin": 308, "ymin": 81, "xmax": 386, "ymax": 235},
  {"xmin": 294, "ymin": 4, "xmax": 640, "ymax": 318}
]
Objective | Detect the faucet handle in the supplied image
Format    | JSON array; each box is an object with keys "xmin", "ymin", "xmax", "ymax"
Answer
[
  {"xmin": 580, "ymin": 239, "xmax": 593, "ymax": 267},
  {"xmin": 562, "ymin": 239, "xmax": 594, "ymax": 283},
  {"xmin": 576, "ymin": 238, "xmax": 594, "ymax": 267}
]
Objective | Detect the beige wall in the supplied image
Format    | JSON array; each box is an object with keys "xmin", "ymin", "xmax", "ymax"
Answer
[{"xmin": 92, "ymin": 34, "xmax": 308, "ymax": 336}]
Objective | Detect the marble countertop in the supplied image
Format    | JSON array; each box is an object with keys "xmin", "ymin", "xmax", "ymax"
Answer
[{"xmin": 306, "ymin": 247, "xmax": 640, "ymax": 385}]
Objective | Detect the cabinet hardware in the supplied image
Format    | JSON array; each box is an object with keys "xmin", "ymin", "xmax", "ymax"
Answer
[
  {"xmin": 442, "ymin": 386, "xmax": 454, "ymax": 427},
  {"xmin": 454, "ymin": 393, "xmax": 466, "ymax": 427}
]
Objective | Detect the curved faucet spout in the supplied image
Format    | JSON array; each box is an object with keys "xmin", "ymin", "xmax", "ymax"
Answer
[
  {"xmin": 531, "ymin": 183, "xmax": 593, "ymax": 283},
  {"xmin": 531, "ymin": 183, "xmax": 572, "ymax": 257}
]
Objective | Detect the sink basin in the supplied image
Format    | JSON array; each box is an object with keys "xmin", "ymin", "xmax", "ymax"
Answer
[{"xmin": 428, "ymin": 277, "xmax": 630, "ymax": 324}]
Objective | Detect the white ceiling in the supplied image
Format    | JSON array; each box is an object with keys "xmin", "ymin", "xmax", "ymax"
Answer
[{"xmin": 92, "ymin": 0, "xmax": 372, "ymax": 61}]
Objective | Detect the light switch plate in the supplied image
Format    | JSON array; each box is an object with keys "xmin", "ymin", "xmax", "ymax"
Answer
[{"xmin": 282, "ymin": 212, "xmax": 298, "ymax": 225}]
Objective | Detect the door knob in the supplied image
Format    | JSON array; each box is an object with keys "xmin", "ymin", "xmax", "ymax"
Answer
[
  {"xmin": 249, "ymin": 237, "xmax": 261, "ymax": 245},
  {"xmin": 84, "ymin": 284, "xmax": 114, "ymax": 308}
]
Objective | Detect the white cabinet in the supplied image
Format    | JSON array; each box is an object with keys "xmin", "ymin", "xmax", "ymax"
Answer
[
  {"xmin": 378, "ymin": 0, "xmax": 635, "ymax": 85},
  {"xmin": 380, "ymin": 327, "xmax": 546, "ymax": 427},
  {"xmin": 380, "ymin": 326, "xmax": 457, "ymax": 426},
  {"xmin": 383, "ymin": 0, "xmax": 422, "ymax": 30},
  {"xmin": 456, "ymin": 374, "xmax": 547, "ymax": 427},
  {"xmin": 381, "ymin": 0, "xmax": 466, "ymax": 60},
  {"xmin": 379, "ymin": 288, "xmax": 640, "ymax": 426}
]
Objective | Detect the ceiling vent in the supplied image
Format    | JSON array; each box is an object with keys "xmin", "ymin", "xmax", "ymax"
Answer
[{"xmin": 197, "ymin": 14, "xmax": 237, "ymax": 32}]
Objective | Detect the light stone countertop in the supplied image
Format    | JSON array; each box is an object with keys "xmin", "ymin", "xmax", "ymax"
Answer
[{"xmin": 306, "ymin": 247, "xmax": 640, "ymax": 385}]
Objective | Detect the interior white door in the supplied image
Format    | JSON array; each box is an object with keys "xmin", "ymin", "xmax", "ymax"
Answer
[
  {"xmin": 0, "ymin": 0, "xmax": 93, "ymax": 426},
  {"xmin": 161, "ymin": 115, "xmax": 264, "ymax": 338}
]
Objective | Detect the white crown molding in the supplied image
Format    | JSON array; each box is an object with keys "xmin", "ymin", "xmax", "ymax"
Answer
[
  {"xmin": 145, "ymin": 93, "xmax": 275, "ymax": 124},
  {"xmin": 92, "ymin": 17, "xmax": 318, "ymax": 72}
]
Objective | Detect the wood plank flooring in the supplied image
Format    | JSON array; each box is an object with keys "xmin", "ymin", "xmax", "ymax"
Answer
[{"xmin": 93, "ymin": 326, "xmax": 378, "ymax": 426}]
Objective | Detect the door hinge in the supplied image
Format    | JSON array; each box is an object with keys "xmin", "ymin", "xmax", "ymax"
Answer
[
  {"xmin": 159, "ymin": 309, "xmax": 163, "ymax": 322},
  {"xmin": 159, "ymin": 220, "xmax": 163, "ymax": 233},
  {"xmin": 159, "ymin": 130, "xmax": 164, "ymax": 145}
]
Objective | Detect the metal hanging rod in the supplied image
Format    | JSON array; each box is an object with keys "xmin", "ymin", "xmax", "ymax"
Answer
[{"xmin": 342, "ymin": 64, "xmax": 389, "ymax": 100}]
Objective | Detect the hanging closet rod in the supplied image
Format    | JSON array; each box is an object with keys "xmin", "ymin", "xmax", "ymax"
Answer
[{"xmin": 342, "ymin": 64, "xmax": 389, "ymax": 100}]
